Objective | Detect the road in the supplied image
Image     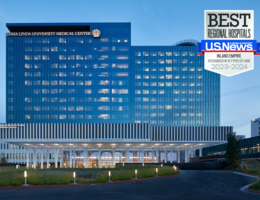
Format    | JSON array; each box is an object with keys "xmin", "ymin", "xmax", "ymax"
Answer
[{"xmin": 0, "ymin": 170, "xmax": 259, "ymax": 200}]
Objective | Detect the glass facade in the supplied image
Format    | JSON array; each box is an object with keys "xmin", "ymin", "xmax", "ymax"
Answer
[
  {"xmin": 199, "ymin": 136, "xmax": 260, "ymax": 159},
  {"xmin": 132, "ymin": 46, "xmax": 220, "ymax": 126},
  {"xmin": 6, "ymin": 23, "xmax": 220, "ymax": 125}
]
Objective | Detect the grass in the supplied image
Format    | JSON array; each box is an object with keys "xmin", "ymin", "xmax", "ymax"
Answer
[
  {"xmin": 0, "ymin": 165, "xmax": 179, "ymax": 187},
  {"xmin": 227, "ymin": 168, "xmax": 260, "ymax": 191}
]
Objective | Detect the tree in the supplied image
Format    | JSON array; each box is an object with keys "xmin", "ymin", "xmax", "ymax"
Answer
[
  {"xmin": 225, "ymin": 132, "xmax": 242, "ymax": 168},
  {"xmin": 0, "ymin": 153, "xmax": 7, "ymax": 163}
]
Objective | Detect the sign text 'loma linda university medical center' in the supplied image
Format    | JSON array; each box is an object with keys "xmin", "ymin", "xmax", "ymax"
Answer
[{"xmin": 198, "ymin": 10, "xmax": 260, "ymax": 77}]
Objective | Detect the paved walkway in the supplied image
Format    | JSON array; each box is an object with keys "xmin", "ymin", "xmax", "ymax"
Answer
[{"xmin": 0, "ymin": 170, "xmax": 259, "ymax": 200}]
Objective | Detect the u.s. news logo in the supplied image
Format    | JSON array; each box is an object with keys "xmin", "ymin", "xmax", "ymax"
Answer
[
  {"xmin": 197, "ymin": 40, "xmax": 259, "ymax": 55},
  {"xmin": 198, "ymin": 40, "xmax": 260, "ymax": 55}
]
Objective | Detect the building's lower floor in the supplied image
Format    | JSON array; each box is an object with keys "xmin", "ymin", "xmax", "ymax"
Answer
[{"xmin": 0, "ymin": 123, "xmax": 233, "ymax": 167}]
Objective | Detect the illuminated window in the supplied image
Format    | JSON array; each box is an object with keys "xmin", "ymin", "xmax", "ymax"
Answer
[
  {"xmin": 158, "ymin": 82, "xmax": 164, "ymax": 87},
  {"xmin": 59, "ymin": 81, "xmax": 66, "ymax": 85},
  {"xmin": 59, "ymin": 38, "xmax": 66, "ymax": 43},
  {"xmin": 166, "ymin": 105, "xmax": 172, "ymax": 109},
  {"xmin": 25, "ymin": 80, "xmax": 32, "ymax": 86},
  {"xmin": 85, "ymin": 89, "xmax": 92, "ymax": 94},
  {"xmin": 76, "ymin": 106, "xmax": 83, "ymax": 111},
  {"xmin": 143, "ymin": 98, "xmax": 149, "ymax": 102},
  {"xmin": 166, "ymin": 75, "xmax": 172, "ymax": 79},
  {"xmin": 143, "ymin": 90, "xmax": 149, "ymax": 94},
  {"xmin": 166, "ymin": 52, "xmax": 172, "ymax": 56},
  {"xmin": 59, "ymin": 55, "xmax": 66, "ymax": 60},
  {"xmin": 59, "ymin": 115, "xmax": 66, "ymax": 120},
  {"xmin": 42, "ymin": 55, "xmax": 49, "ymax": 60},
  {"xmin": 98, "ymin": 106, "xmax": 110, "ymax": 111},
  {"xmin": 25, "ymin": 55, "xmax": 32, "ymax": 60},
  {"xmin": 98, "ymin": 89, "xmax": 109, "ymax": 94},
  {"xmin": 98, "ymin": 114, "xmax": 110, "ymax": 119},
  {"xmin": 51, "ymin": 46, "xmax": 58, "ymax": 51},
  {"xmin": 159, "ymin": 90, "xmax": 164, "ymax": 94},
  {"xmin": 76, "ymin": 81, "xmax": 83, "ymax": 85}
]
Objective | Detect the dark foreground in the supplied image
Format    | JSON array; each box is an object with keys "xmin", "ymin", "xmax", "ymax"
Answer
[{"xmin": 0, "ymin": 170, "xmax": 259, "ymax": 200}]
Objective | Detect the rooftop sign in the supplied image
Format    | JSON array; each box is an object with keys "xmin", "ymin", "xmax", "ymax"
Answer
[{"xmin": 6, "ymin": 31, "xmax": 91, "ymax": 37}]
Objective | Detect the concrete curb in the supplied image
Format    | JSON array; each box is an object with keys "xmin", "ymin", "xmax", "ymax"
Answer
[
  {"xmin": 0, "ymin": 173, "xmax": 180, "ymax": 190},
  {"xmin": 233, "ymin": 172, "xmax": 260, "ymax": 194}
]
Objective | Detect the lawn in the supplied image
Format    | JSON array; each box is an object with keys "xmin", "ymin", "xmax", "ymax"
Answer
[
  {"xmin": 0, "ymin": 165, "xmax": 179, "ymax": 187},
  {"xmin": 228, "ymin": 168, "xmax": 260, "ymax": 191}
]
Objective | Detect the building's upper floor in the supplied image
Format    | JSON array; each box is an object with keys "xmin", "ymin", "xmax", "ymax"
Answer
[{"xmin": 5, "ymin": 23, "xmax": 220, "ymax": 126}]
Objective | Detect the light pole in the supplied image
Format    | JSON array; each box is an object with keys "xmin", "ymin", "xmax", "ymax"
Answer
[
  {"xmin": 156, "ymin": 168, "xmax": 158, "ymax": 177},
  {"xmin": 23, "ymin": 171, "xmax": 29, "ymax": 186},
  {"xmin": 135, "ymin": 169, "xmax": 138, "ymax": 179},
  {"xmin": 72, "ymin": 172, "xmax": 77, "ymax": 184},
  {"xmin": 108, "ymin": 171, "xmax": 112, "ymax": 182}
]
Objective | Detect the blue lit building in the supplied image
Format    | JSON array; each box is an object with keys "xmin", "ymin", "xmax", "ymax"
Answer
[
  {"xmin": 6, "ymin": 23, "xmax": 220, "ymax": 126},
  {"xmin": 1, "ymin": 22, "xmax": 227, "ymax": 168}
]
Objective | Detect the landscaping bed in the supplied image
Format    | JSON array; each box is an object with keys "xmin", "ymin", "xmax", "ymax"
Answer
[
  {"xmin": 228, "ymin": 169, "xmax": 260, "ymax": 191},
  {"xmin": 0, "ymin": 165, "xmax": 179, "ymax": 187}
]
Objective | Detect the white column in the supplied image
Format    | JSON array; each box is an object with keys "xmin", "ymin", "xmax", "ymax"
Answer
[
  {"xmin": 156, "ymin": 149, "xmax": 159, "ymax": 163},
  {"xmin": 70, "ymin": 149, "xmax": 72, "ymax": 168},
  {"xmin": 26, "ymin": 148, "xmax": 30, "ymax": 168},
  {"xmin": 141, "ymin": 149, "xmax": 144, "ymax": 163},
  {"xmin": 83, "ymin": 149, "xmax": 86, "ymax": 168},
  {"xmin": 138, "ymin": 151, "xmax": 141, "ymax": 163},
  {"xmin": 46, "ymin": 149, "xmax": 50, "ymax": 169},
  {"xmin": 60, "ymin": 149, "xmax": 63, "ymax": 168},
  {"xmin": 170, "ymin": 149, "xmax": 173, "ymax": 163},
  {"xmin": 177, "ymin": 150, "xmax": 180, "ymax": 163},
  {"xmin": 185, "ymin": 149, "xmax": 188, "ymax": 163},
  {"xmin": 41, "ymin": 149, "xmax": 43, "ymax": 169},
  {"xmin": 55, "ymin": 149, "xmax": 58, "ymax": 168},
  {"xmin": 98, "ymin": 149, "xmax": 101, "ymax": 168},
  {"xmin": 199, "ymin": 147, "xmax": 202, "ymax": 157},
  {"xmin": 86, "ymin": 150, "xmax": 89, "ymax": 168},
  {"xmin": 72, "ymin": 150, "xmax": 76, "ymax": 168},
  {"xmin": 127, "ymin": 149, "xmax": 130, "ymax": 163},
  {"xmin": 165, "ymin": 150, "xmax": 167, "ymax": 163},
  {"xmin": 112, "ymin": 149, "xmax": 115, "ymax": 167},
  {"xmin": 151, "ymin": 151, "xmax": 154, "ymax": 163},
  {"xmin": 125, "ymin": 149, "xmax": 128, "ymax": 163},
  {"xmin": 33, "ymin": 149, "xmax": 36, "ymax": 169}
]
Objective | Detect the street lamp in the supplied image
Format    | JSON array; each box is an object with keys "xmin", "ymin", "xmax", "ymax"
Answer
[
  {"xmin": 72, "ymin": 172, "xmax": 77, "ymax": 184},
  {"xmin": 108, "ymin": 171, "xmax": 112, "ymax": 182},
  {"xmin": 156, "ymin": 168, "xmax": 158, "ymax": 177},
  {"xmin": 135, "ymin": 169, "xmax": 138, "ymax": 179},
  {"xmin": 23, "ymin": 171, "xmax": 29, "ymax": 186}
]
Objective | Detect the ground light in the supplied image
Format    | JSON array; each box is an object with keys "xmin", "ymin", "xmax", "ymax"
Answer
[
  {"xmin": 135, "ymin": 169, "xmax": 138, "ymax": 179},
  {"xmin": 142, "ymin": 163, "xmax": 144, "ymax": 167},
  {"xmin": 156, "ymin": 168, "xmax": 158, "ymax": 177},
  {"xmin": 72, "ymin": 172, "xmax": 77, "ymax": 185},
  {"xmin": 161, "ymin": 164, "xmax": 163, "ymax": 167},
  {"xmin": 108, "ymin": 171, "xmax": 112, "ymax": 182},
  {"xmin": 123, "ymin": 163, "xmax": 124, "ymax": 167},
  {"xmin": 23, "ymin": 171, "xmax": 29, "ymax": 186}
]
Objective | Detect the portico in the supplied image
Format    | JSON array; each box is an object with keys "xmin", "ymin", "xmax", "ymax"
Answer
[{"xmin": 7, "ymin": 141, "xmax": 220, "ymax": 168}]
